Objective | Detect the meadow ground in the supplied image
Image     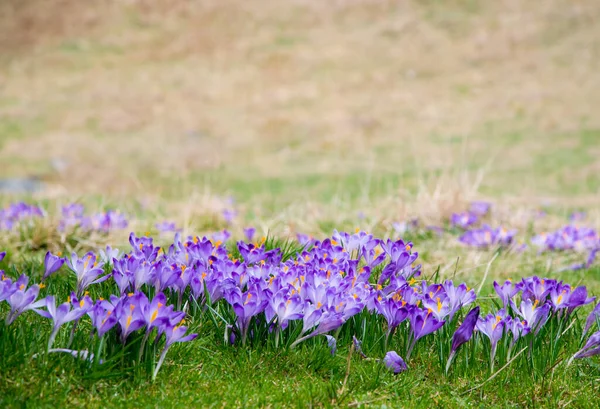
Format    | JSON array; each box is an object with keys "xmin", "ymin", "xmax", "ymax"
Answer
[{"xmin": 1, "ymin": 0, "xmax": 600, "ymax": 407}]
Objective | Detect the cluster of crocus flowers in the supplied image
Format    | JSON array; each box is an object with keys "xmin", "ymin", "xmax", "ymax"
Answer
[
  {"xmin": 449, "ymin": 201, "xmax": 491, "ymax": 230},
  {"xmin": 531, "ymin": 225, "xmax": 599, "ymax": 271},
  {"xmin": 60, "ymin": 203, "xmax": 128, "ymax": 233},
  {"xmin": 459, "ymin": 225, "xmax": 516, "ymax": 249},
  {"xmin": 2, "ymin": 225, "xmax": 600, "ymax": 379},
  {"xmin": 1, "ymin": 247, "xmax": 196, "ymax": 379},
  {"xmin": 532, "ymin": 225, "xmax": 599, "ymax": 253},
  {"xmin": 472, "ymin": 277, "xmax": 596, "ymax": 370},
  {"xmin": 0, "ymin": 202, "xmax": 44, "ymax": 231}
]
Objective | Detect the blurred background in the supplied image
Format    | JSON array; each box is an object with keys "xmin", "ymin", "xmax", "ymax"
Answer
[{"xmin": 1, "ymin": 0, "xmax": 599, "ymax": 214}]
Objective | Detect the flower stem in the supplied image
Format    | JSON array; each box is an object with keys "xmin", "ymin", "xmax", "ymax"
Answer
[{"xmin": 153, "ymin": 346, "xmax": 170, "ymax": 381}]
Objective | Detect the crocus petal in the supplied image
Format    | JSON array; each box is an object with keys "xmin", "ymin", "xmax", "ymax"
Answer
[
  {"xmin": 323, "ymin": 335, "xmax": 337, "ymax": 356},
  {"xmin": 451, "ymin": 306, "xmax": 479, "ymax": 353},
  {"xmin": 383, "ymin": 351, "xmax": 408, "ymax": 374}
]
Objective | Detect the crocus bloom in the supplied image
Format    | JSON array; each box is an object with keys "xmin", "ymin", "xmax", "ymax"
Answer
[
  {"xmin": 477, "ymin": 310, "xmax": 507, "ymax": 370},
  {"xmin": 0, "ymin": 251, "xmax": 5, "ymax": 261},
  {"xmin": 5, "ymin": 276, "xmax": 46, "ymax": 325},
  {"xmin": 291, "ymin": 310, "xmax": 345, "ymax": 349},
  {"xmin": 140, "ymin": 292, "xmax": 172, "ymax": 331},
  {"xmin": 451, "ymin": 307, "xmax": 480, "ymax": 354},
  {"xmin": 409, "ymin": 308, "xmax": 445, "ymax": 342},
  {"xmin": 383, "ymin": 351, "xmax": 408, "ymax": 374},
  {"xmin": 570, "ymin": 331, "xmax": 600, "ymax": 365},
  {"xmin": 406, "ymin": 308, "xmax": 445, "ymax": 359},
  {"xmin": 37, "ymin": 295, "xmax": 90, "ymax": 349},
  {"xmin": 117, "ymin": 293, "xmax": 146, "ymax": 342},
  {"xmin": 514, "ymin": 299, "xmax": 551, "ymax": 334},
  {"xmin": 88, "ymin": 298, "xmax": 119, "ymax": 337},
  {"xmin": 445, "ymin": 306, "xmax": 480, "ymax": 373},
  {"xmin": 222, "ymin": 281, "xmax": 268, "ymax": 343},
  {"xmin": 442, "ymin": 280, "xmax": 476, "ymax": 320},
  {"xmin": 584, "ymin": 303, "xmax": 600, "ymax": 334},
  {"xmin": 375, "ymin": 294, "xmax": 410, "ymax": 335},
  {"xmin": 67, "ymin": 252, "xmax": 109, "ymax": 296},
  {"xmin": 506, "ymin": 316, "xmax": 530, "ymax": 345},
  {"xmin": 99, "ymin": 246, "xmax": 121, "ymax": 265},
  {"xmin": 267, "ymin": 288, "xmax": 304, "ymax": 330},
  {"xmin": 0, "ymin": 275, "xmax": 15, "ymax": 302},
  {"xmin": 493, "ymin": 280, "xmax": 519, "ymax": 308},
  {"xmin": 43, "ymin": 251, "xmax": 65, "ymax": 280},
  {"xmin": 550, "ymin": 284, "xmax": 594, "ymax": 310}
]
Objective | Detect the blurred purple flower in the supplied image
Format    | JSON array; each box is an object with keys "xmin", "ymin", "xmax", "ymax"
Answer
[
  {"xmin": 244, "ymin": 227, "xmax": 256, "ymax": 242},
  {"xmin": 155, "ymin": 221, "xmax": 181, "ymax": 233},
  {"xmin": 451, "ymin": 212, "xmax": 478, "ymax": 229},
  {"xmin": 470, "ymin": 201, "xmax": 491, "ymax": 216}
]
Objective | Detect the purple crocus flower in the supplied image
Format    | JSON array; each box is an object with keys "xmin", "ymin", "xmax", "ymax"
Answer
[
  {"xmin": 59, "ymin": 203, "xmax": 85, "ymax": 231},
  {"xmin": 43, "ymin": 251, "xmax": 65, "ymax": 280},
  {"xmin": 446, "ymin": 306, "xmax": 480, "ymax": 373},
  {"xmin": 476, "ymin": 310, "xmax": 507, "ymax": 370},
  {"xmin": 383, "ymin": 351, "xmax": 408, "ymax": 374},
  {"xmin": 570, "ymin": 331, "xmax": 600, "ymax": 363},
  {"xmin": 0, "ymin": 251, "xmax": 5, "ymax": 262},
  {"xmin": 5, "ymin": 276, "xmax": 46, "ymax": 325},
  {"xmin": 514, "ymin": 299, "xmax": 551, "ymax": 334},
  {"xmin": 99, "ymin": 246, "xmax": 121, "ymax": 265},
  {"xmin": 267, "ymin": 288, "xmax": 304, "ymax": 330},
  {"xmin": 550, "ymin": 284, "xmax": 590, "ymax": 310},
  {"xmin": 493, "ymin": 280, "xmax": 519, "ymax": 308},
  {"xmin": 442, "ymin": 280, "xmax": 476, "ymax": 320},
  {"xmin": 0, "ymin": 275, "xmax": 15, "ymax": 303},
  {"xmin": 116, "ymin": 293, "xmax": 146, "ymax": 342},
  {"xmin": 406, "ymin": 308, "xmax": 445, "ymax": 359},
  {"xmin": 375, "ymin": 294, "xmax": 410, "ymax": 337},
  {"xmin": 222, "ymin": 281, "xmax": 268, "ymax": 344},
  {"xmin": 584, "ymin": 303, "xmax": 600, "ymax": 334},
  {"xmin": 506, "ymin": 316, "xmax": 530, "ymax": 345},
  {"xmin": 422, "ymin": 294, "xmax": 450, "ymax": 321},
  {"xmin": 140, "ymin": 292, "xmax": 172, "ymax": 331},
  {"xmin": 409, "ymin": 308, "xmax": 446, "ymax": 341},
  {"xmin": 566, "ymin": 286, "xmax": 596, "ymax": 310},
  {"xmin": 88, "ymin": 298, "xmax": 119, "ymax": 337},
  {"xmin": 37, "ymin": 294, "xmax": 91, "ymax": 349},
  {"xmin": 67, "ymin": 252, "xmax": 109, "ymax": 296}
]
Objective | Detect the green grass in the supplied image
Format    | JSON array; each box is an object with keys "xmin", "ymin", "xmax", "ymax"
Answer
[{"xmin": 1, "ymin": 229, "xmax": 600, "ymax": 408}]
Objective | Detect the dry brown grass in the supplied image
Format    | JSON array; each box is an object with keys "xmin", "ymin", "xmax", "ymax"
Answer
[{"xmin": 0, "ymin": 0, "xmax": 598, "ymax": 214}]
